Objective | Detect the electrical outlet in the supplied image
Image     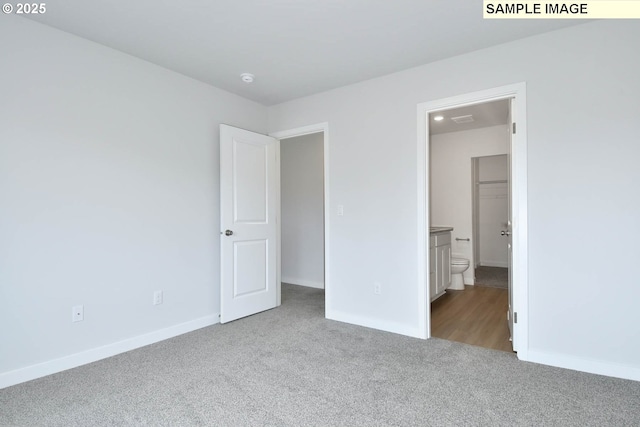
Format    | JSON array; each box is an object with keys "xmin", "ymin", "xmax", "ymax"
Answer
[
  {"xmin": 374, "ymin": 282, "xmax": 381, "ymax": 295},
  {"xmin": 72, "ymin": 305, "xmax": 84, "ymax": 322},
  {"xmin": 337, "ymin": 205, "xmax": 344, "ymax": 216},
  {"xmin": 153, "ymin": 290, "xmax": 163, "ymax": 305}
]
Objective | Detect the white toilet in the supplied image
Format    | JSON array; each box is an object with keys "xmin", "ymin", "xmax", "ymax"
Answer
[{"xmin": 449, "ymin": 257, "xmax": 470, "ymax": 290}]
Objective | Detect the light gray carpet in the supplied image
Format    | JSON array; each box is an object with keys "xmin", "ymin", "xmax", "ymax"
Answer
[
  {"xmin": 475, "ymin": 266, "xmax": 508, "ymax": 289},
  {"xmin": 1, "ymin": 284, "xmax": 639, "ymax": 426}
]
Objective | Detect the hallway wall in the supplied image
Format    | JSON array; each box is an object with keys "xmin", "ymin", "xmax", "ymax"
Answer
[{"xmin": 280, "ymin": 133, "xmax": 325, "ymax": 289}]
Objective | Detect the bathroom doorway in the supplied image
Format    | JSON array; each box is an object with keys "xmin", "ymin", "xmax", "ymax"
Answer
[
  {"xmin": 428, "ymin": 100, "xmax": 512, "ymax": 352},
  {"xmin": 418, "ymin": 84, "xmax": 528, "ymax": 356}
]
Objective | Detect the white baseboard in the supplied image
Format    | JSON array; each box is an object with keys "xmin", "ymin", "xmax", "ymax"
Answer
[
  {"xmin": 0, "ymin": 314, "xmax": 219, "ymax": 390},
  {"xmin": 326, "ymin": 308, "xmax": 422, "ymax": 339},
  {"xmin": 281, "ymin": 276, "xmax": 324, "ymax": 289},
  {"xmin": 525, "ymin": 349, "xmax": 640, "ymax": 382}
]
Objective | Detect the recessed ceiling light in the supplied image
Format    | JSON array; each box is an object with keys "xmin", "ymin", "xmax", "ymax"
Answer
[
  {"xmin": 240, "ymin": 73, "xmax": 255, "ymax": 83},
  {"xmin": 433, "ymin": 115, "xmax": 444, "ymax": 121}
]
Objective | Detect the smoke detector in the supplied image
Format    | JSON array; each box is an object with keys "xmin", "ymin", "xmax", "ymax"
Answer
[
  {"xmin": 240, "ymin": 73, "xmax": 255, "ymax": 83},
  {"xmin": 451, "ymin": 115, "xmax": 474, "ymax": 124}
]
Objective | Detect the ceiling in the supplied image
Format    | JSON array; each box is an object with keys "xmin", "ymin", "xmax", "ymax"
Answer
[
  {"xmin": 429, "ymin": 99, "xmax": 510, "ymax": 135},
  {"xmin": 24, "ymin": 1, "xmax": 584, "ymax": 105}
]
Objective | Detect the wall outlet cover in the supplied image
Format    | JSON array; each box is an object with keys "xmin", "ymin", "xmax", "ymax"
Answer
[{"xmin": 72, "ymin": 305, "xmax": 84, "ymax": 322}]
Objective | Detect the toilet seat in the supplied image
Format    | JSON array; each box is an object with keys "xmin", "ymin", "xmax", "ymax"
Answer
[{"xmin": 451, "ymin": 257, "xmax": 469, "ymax": 265}]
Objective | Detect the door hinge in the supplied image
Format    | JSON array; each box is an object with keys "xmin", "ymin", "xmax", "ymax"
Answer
[
  {"xmin": 512, "ymin": 122, "xmax": 516, "ymax": 134},
  {"xmin": 514, "ymin": 312, "xmax": 518, "ymax": 324}
]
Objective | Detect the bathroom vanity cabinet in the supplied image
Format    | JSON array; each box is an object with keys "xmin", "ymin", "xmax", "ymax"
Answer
[{"xmin": 430, "ymin": 229, "xmax": 452, "ymax": 301}]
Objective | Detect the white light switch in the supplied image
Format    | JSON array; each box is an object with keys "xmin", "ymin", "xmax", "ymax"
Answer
[
  {"xmin": 337, "ymin": 205, "xmax": 344, "ymax": 216},
  {"xmin": 153, "ymin": 290, "xmax": 163, "ymax": 305}
]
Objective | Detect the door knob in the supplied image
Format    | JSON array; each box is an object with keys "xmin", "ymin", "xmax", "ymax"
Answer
[
  {"xmin": 225, "ymin": 230, "xmax": 233, "ymax": 236},
  {"xmin": 501, "ymin": 230, "xmax": 511, "ymax": 236}
]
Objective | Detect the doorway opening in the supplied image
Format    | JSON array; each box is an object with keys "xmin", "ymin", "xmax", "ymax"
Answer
[
  {"xmin": 270, "ymin": 124, "xmax": 330, "ymax": 315},
  {"xmin": 417, "ymin": 83, "xmax": 528, "ymax": 359},
  {"xmin": 472, "ymin": 154, "xmax": 509, "ymax": 289},
  {"xmin": 429, "ymin": 102, "xmax": 511, "ymax": 351},
  {"xmin": 279, "ymin": 133, "xmax": 325, "ymax": 294}
]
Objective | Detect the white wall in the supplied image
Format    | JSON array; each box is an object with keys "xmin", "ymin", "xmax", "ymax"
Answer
[
  {"xmin": 478, "ymin": 155, "xmax": 508, "ymax": 268},
  {"xmin": 431, "ymin": 127, "xmax": 509, "ymax": 283},
  {"xmin": 280, "ymin": 133, "xmax": 325, "ymax": 288},
  {"xmin": 268, "ymin": 20, "xmax": 640, "ymax": 379},
  {"xmin": 0, "ymin": 16, "xmax": 267, "ymax": 387},
  {"xmin": 479, "ymin": 155, "xmax": 508, "ymax": 182}
]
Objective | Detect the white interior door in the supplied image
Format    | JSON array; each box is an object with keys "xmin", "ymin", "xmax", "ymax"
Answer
[
  {"xmin": 220, "ymin": 124, "xmax": 278, "ymax": 323},
  {"xmin": 507, "ymin": 99, "xmax": 515, "ymax": 348}
]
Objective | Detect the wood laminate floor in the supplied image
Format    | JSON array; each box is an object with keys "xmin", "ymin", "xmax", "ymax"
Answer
[{"xmin": 431, "ymin": 285, "xmax": 513, "ymax": 352}]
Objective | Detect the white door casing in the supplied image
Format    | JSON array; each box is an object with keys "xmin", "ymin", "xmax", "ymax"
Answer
[
  {"xmin": 220, "ymin": 124, "xmax": 278, "ymax": 323},
  {"xmin": 507, "ymin": 98, "xmax": 515, "ymax": 347}
]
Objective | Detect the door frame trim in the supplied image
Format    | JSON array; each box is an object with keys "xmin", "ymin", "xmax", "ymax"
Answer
[
  {"xmin": 269, "ymin": 123, "xmax": 329, "ymax": 311},
  {"xmin": 416, "ymin": 83, "xmax": 529, "ymax": 359}
]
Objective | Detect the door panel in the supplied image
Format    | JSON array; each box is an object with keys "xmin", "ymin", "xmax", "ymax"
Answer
[
  {"xmin": 234, "ymin": 240, "xmax": 268, "ymax": 297},
  {"xmin": 220, "ymin": 124, "xmax": 278, "ymax": 323},
  {"xmin": 234, "ymin": 142, "xmax": 268, "ymax": 223}
]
